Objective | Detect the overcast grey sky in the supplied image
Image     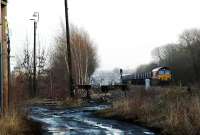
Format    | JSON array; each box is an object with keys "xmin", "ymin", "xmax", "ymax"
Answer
[{"xmin": 7, "ymin": 0, "xmax": 200, "ymax": 70}]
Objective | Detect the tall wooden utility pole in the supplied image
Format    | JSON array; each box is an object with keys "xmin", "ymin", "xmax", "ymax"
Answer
[
  {"xmin": 0, "ymin": 0, "xmax": 3, "ymax": 113},
  {"xmin": 1, "ymin": 0, "xmax": 9, "ymax": 114},
  {"xmin": 64, "ymin": 0, "xmax": 74, "ymax": 97},
  {"xmin": 30, "ymin": 12, "xmax": 39, "ymax": 97}
]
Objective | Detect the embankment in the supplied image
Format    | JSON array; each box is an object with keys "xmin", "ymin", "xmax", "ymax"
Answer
[{"xmin": 95, "ymin": 86, "xmax": 200, "ymax": 135}]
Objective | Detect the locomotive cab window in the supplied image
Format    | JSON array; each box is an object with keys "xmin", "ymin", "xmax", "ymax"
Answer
[
  {"xmin": 159, "ymin": 70, "xmax": 165, "ymax": 75},
  {"xmin": 165, "ymin": 70, "xmax": 171, "ymax": 75}
]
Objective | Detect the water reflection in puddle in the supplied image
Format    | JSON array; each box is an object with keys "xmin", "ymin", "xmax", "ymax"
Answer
[{"xmin": 29, "ymin": 105, "xmax": 156, "ymax": 135}]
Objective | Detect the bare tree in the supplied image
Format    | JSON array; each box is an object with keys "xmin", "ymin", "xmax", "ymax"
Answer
[
  {"xmin": 179, "ymin": 29, "xmax": 200, "ymax": 81},
  {"xmin": 144, "ymin": 28, "xmax": 200, "ymax": 85},
  {"xmin": 16, "ymin": 39, "xmax": 47, "ymax": 98},
  {"xmin": 49, "ymin": 24, "xmax": 98, "ymax": 97}
]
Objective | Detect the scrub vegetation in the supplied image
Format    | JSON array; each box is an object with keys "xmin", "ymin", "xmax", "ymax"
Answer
[
  {"xmin": 0, "ymin": 111, "xmax": 42, "ymax": 135},
  {"xmin": 96, "ymin": 87, "xmax": 200, "ymax": 135},
  {"xmin": 13, "ymin": 24, "xmax": 98, "ymax": 102},
  {"xmin": 59, "ymin": 97, "xmax": 86, "ymax": 107},
  {"xmin": 6, "ymin": 24, "xmax": 99, "ymax": 134}
]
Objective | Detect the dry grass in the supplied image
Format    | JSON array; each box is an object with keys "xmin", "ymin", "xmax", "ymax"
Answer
[
  {"xmin": 59, "ymin": 97, "xmax": 85, "ymax": 107},
  {"xmin": 0, "ymin": 111, "xmax": 41, "ymax": 135},
  {"xmin": 26, "ymin": 97, "xmax": 52, "ymax": 105},
  {"xmin": 26, "ymin": 97, "xmax": 86, "ymax": 108},
  {"xmin": 0, "ymin": 112, "xmax": 23, "ymax": 135},
  {"xmin": 97, "ymin": 87, "xmax": 200, "ymax": 135}
]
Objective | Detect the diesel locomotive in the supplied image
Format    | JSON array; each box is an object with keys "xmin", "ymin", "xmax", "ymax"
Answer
[{"xmin": 122, "ymin": 67, "xmax": 172, "ymax": 85}]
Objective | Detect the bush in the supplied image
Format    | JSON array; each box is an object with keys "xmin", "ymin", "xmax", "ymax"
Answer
[
  {"xmin": 97, "ymin": 87, "xmax": 200, "ymax": 135},
  {"xmin": 0, "ymin": 111, "xmax": 42, "ymax": 135}
]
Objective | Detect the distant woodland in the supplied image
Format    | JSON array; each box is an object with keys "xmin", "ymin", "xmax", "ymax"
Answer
[{"xmin": 135, "ymin": 28, "xmax": 200, "ymax": 86}]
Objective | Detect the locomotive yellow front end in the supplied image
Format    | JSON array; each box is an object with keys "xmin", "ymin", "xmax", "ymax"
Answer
[
  {"xmin": 152, "ymin": 67, "xmax": 172, "ymax": 85},
  {"xmin": 158, "ymin": 70, "xmax": 172, "ymax": 81}
]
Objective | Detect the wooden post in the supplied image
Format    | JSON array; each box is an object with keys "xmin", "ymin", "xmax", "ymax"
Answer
[
  {"xmin": 64, "ymin": 0, "xmax": 74, "ymax": 97},
  {"xmin": 0, "ymin": 1, "xmax": 2, "ymax": 113},
  {"xmin": 1, "ymin": 1, "xmax": 9, "ymax": 113}
]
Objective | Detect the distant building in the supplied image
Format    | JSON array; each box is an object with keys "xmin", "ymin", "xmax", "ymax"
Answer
[{"xmin": 90, "ymin": 71, "xmax": 121, "ymax": 86}]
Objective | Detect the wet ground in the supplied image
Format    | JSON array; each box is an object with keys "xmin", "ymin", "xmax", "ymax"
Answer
[{"xmin": 29, "ymin": 103, "xmax": 156, "ymax": 135}]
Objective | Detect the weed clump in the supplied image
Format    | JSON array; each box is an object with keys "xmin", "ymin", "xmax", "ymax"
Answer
[
  {"xmin": 59, "ymin": 97, "xmax": 85, "ymax": 108},
  {"xmin": 97, "ymin": 87, "xmax": 200, "ymax": 135},
  {"xmin": 0, "ymin": 111, "xmax": 42, "ymax": 135}
]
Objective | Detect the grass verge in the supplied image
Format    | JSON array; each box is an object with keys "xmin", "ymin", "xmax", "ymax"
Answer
[
  {"xmin": 26, "ymin": 97, "xmax": 87, "ymax": 108},
  {"xmin": 95, "ymin": 87, "xmax": 200, "ymax": 135},
  {"xmin": 59, "ymin": 97, "xmax": 87, "ymax": 108},
  {"xmin": 0, "ymin": 111, "xmax": 42, "ymax": 135}
]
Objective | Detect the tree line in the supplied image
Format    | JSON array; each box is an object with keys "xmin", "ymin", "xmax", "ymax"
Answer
[
  {"xmin": 11, "ymin": 24, "xmax": 98, "ymax": 104},
  {"xmin": 48, "ymin": 24, "xmax": 98, "ymax": 98},
  {"xmin": 135, "ymin": 28, "xmax": 200, "ymax": 86}
]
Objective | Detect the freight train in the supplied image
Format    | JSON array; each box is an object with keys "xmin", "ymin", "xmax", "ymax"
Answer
[{"xmin": 122, "ymin": 67, "xmax": 172, "ymax": 85}]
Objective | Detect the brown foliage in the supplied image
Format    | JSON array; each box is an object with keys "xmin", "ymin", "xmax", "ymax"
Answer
[
  {"xmin": 49, "ymin": 24, "xmax": 98, "ymax": 98},
  {"xmin": 10, "ymin": 72, "xmax": 29, "ymax": 107},
  {"xmin": 0, "ymin": 111, "xmax": 42, "ymax": 135},
  {"xmin": 99, "ymin": 87, "xmax": 200, "ymax": 135}
]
